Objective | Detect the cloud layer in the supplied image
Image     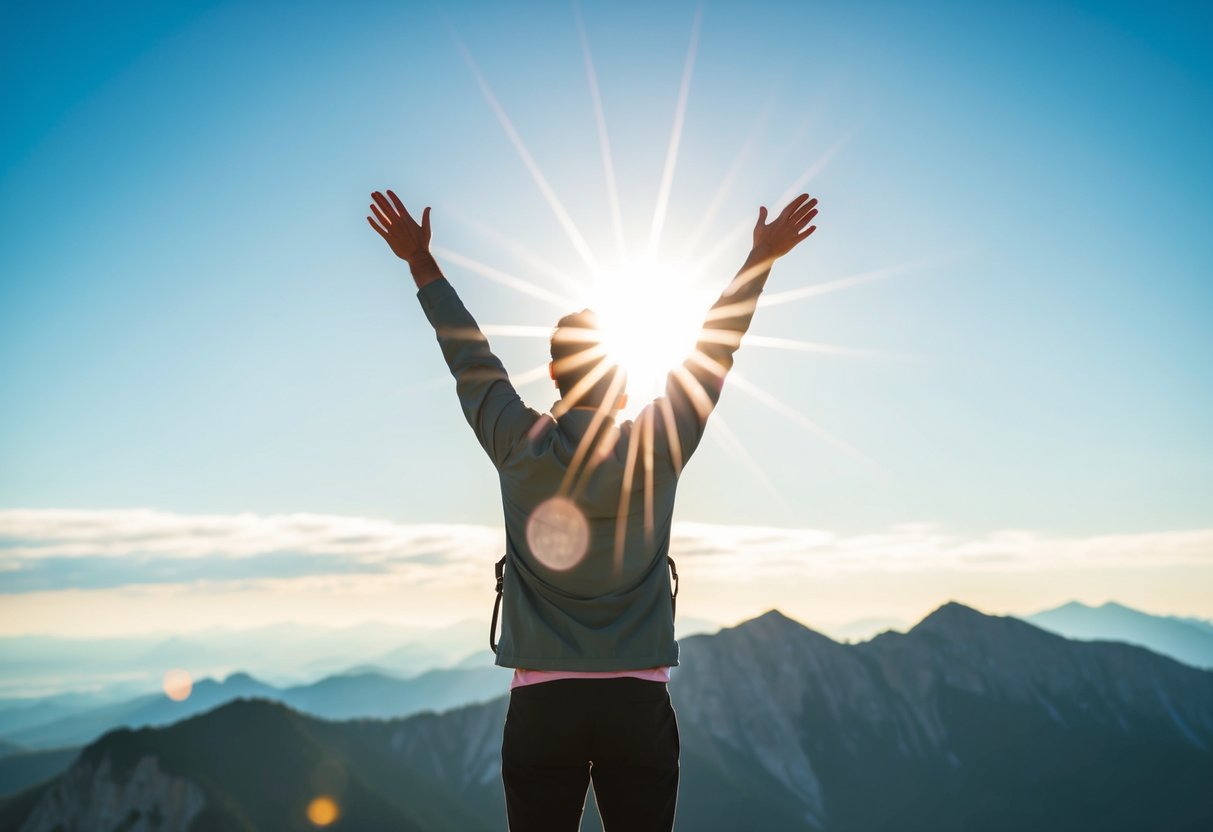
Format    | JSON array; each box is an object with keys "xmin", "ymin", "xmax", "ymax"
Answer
[{"xmin": 2, "ymin": 508, "xmax": 1211, "ymax": 594}]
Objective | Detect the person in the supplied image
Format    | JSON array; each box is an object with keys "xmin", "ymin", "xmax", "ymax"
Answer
[{"xmin": 367, "ymin": 188, "xmax": 819, "ymax": 831}]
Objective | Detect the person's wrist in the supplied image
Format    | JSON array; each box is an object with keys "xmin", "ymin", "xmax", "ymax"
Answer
[
  {"xmin": 750, "ymin": 242, "xmax": 777, "ymax": 263},
  {"xmin": 407, "ymin": 250, "xmax": 436, "ymax": 270}
]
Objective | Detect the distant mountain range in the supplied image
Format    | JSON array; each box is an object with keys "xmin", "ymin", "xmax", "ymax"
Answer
[
  {"xmin": 4, "ymin": 603, "xmax": 1210, "ymax": 831},
  {"xmin": 0, "ymin": 615, "xmax": 723, "ymax": 702},
  {"xmin": 0, "ymin": 619, "xmax": 488, "ymax": 701},
  {"xmin": 3, "ymin": 664, "xmax": 509, "ymax": 751},
  {"xmin": 1023, "ymin": 600, "xmax": 1213, "ymax": 669}
]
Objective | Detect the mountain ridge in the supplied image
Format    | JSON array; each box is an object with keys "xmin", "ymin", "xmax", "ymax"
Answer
[{"xmin": 5, "ymin": 603, "xmax": 1213, "ymax": 830}]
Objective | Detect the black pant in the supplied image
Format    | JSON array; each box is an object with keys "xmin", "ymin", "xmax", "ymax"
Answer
[{"xmin": 501, "ymin": 677, "xmax": 680, "ymax": 832}]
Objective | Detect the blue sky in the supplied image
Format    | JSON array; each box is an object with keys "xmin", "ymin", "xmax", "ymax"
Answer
[{"xmin": 2, "ymin": 0, "xmax": 1211, "ymax": 633}]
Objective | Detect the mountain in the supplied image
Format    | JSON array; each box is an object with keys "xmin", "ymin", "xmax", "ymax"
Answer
[
  {"xmin": 0, "ymin": 618, "xmax": 490, "ymax": 701},
  {"xmin": 2, "ymin": 672, "xmax": 279, "ymax": 750},
  {"xmin": 279, "ymin": 666, "xmax": 506, "ymax": 720},
  {"xmin": 1, "ymin": 698, "xmax": 504, "ymax": 832},
  {"xmin": 1025, "ymin": 600, "xmax": 1213, "ymax": 669},
  {"xmin": 1182, "ymin": 615, "xmax": 1213, "ymax": 636},
  {"xmin": 0, "ymin": 746, "xmax": 80, "ymax": 800},
  {"xmin": 4, "ymin": 665, "xmax": 508, "ymax": 751},
  {"xmin": 5, "ymin": 603, "xmax": 1211, "ymax": 831},
  {"xmin": 823, "ymin": 615, "xmax": 909, "ymax": 642}
]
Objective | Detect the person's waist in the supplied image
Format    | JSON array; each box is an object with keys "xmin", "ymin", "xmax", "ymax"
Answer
[{"xmin": 510, "ymin": 666, "xmax": 671, "ymax": 690}]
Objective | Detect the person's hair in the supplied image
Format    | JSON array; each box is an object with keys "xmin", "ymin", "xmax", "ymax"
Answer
[{"xmin": 550, "ymin": 309, "xmax": 625, "ymax": 408}]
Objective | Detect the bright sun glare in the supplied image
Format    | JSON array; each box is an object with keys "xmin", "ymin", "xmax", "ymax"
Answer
[
  {"xmin": 443, "ymin": 3, "xmax": 892, "ymax": 504},
  {"xmin": 591, "ymin": 259, "xmax": 713, "ymax": 418}
]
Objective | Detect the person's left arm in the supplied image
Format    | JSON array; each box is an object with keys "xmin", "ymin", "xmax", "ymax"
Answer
[{"xmin": 367, "ymin": 190, "xmax": 538, "ymax": 465}]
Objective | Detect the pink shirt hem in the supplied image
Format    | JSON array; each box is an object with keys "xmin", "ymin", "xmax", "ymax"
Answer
[{"xmin": 510, "ymin": 666, "xmax": 671, "ymax": 690}]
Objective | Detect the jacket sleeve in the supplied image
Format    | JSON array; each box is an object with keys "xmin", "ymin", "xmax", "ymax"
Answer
[
  {"xmin": 417, "ymin": 278, "xmax": 539, "ymax": 466},
  {"xmin": 653, "ymin": 256, "xmax": 773, "ymax": 472}
]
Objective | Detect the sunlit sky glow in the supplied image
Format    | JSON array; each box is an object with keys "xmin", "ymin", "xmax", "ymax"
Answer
[{"xmin": 1, "ymin": 0, "xmax": 1211, "ymax": 635}]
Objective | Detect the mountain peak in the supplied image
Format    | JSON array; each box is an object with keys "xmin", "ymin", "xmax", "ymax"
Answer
[
  {"xmin": 726, "ymin": 608, "xmax": 833, "ymax": 642},
  {"xmin": 737, "ymin": 609, "xmax": 811, "ymax": 632},
  {"xmin": 1054, "ymin": 600, "xmax": 1095, "ymax": 612},
  {"xmin": 912, "ymin": 601, "xmax": 990, "ymax": 633},
  {"xmin": 222, "ymin": 671, "xmax": 259, "ymax": 686},
  {"xmin": 755, "ymin": 608, "xmax": 799, "ymax": 625}
]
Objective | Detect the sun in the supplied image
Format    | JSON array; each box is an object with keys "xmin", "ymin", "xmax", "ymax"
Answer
[
  {"xmin": 590, "ymin": 258, "xmax": 715, "ymax": 419},
  {"xmin": 441, "ymin": 5, "xmax": 897, "ymax": 485}
]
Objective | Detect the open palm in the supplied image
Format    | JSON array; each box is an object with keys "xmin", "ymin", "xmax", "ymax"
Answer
[
  {"xmin": 753, "ymin": 193, "xmax": 818, "ymax": 260},
  {"xmin": 367, "ymin": 190, "xmax": 431, "ymax": 263}
]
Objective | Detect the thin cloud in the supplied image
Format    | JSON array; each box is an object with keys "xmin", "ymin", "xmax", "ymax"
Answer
[
  {"xmin": 0, "ymin": 509, "xmax": 503, "ymax": 593},
  {"xmin": 1, "ymin": 509, "xmax": 1210, "ymax": 594}
]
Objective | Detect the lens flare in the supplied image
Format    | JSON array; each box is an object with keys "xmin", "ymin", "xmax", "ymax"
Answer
[
  {"xmin": 526, "ymin": 496, "xmax": 590, "ymax": 570},
  {"xmin": 162, "ymin": 669, "xmax": 193, "ymax": 702},
  {"xmin": 307, "ymin": 796, "xmax": 340, "ymax": 827}
]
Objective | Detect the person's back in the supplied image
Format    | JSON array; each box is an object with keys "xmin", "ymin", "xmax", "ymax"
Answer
[
  {"xmin": 369, "ymin": 187, "xmax": 819, "ymax": 831},
  {"xmin": 495, "ymin": 405, "xmax": 681, "ymax": 668}
]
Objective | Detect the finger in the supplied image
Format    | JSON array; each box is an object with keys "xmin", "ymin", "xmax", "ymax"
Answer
[
  {"xmin": 387, "ymin": 189, "xmax": 417, "ymax": 226},
  {"xmin": 367, "ymin": 216, "xmax": 389, "ymax": 239},
  {"xmin": 790, "ymin": 198, "xmax": 818, "ymax": 224},
  {"xmin": 422, "ymin": 206, "xmax": 431, "ymax": 235},
  {"xmin": 756, "ymin": 206, "xmax": 768, "ymax": 227},
  {"xmin": 371, "ymin": 203, "xmax": 393, "ymax": 229},
  {"xmin": 780, "ymin": 193, "xmax": 810, "ymax": 219},
  {"xmin": 372, "ymin": 191, "xmax": 398, "ymax": 221},
  {"xmin": 795, "ymin": 208, "xmax": 819, "ymax": 231},
  {"xmin": 797, "ymin": 224, "xmax": 817, "ymax": 239}
]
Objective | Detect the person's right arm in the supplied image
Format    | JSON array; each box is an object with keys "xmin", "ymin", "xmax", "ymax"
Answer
[
  {"xmin": 659, "ymin": 193, "xmax": 819, "ymax": 470},
  {"xmin": 367, "ymin": 189, "xmax": 537, "ymax": 467}
]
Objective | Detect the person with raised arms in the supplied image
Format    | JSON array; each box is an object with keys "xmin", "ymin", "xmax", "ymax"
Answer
[{"xmin": 368, "ymin": 188, "xmax": 819, "ymax": 831}]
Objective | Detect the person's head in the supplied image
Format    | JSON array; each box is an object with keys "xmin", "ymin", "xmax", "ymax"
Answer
[{"xmin": 549, "ymin": 309, "xmax": 627, "ymax": 411}]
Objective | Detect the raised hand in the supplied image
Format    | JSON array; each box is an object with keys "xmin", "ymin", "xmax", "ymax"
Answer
[
  {"xmin": 752, "ymin": 193, "xmax": 818, "ymax": 261},
  {"xmin": 367, "ymin": 190, "xmax": 432, "ymax": 263}
]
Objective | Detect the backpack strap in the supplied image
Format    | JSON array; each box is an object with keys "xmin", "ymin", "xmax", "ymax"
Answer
[
  {"xmin": 668, "ymin": 555, "xmax": 679, "ymax": 621},
  {"xmin": 490, "ymin": 554, "xmax": 507, "ymax": 654}
]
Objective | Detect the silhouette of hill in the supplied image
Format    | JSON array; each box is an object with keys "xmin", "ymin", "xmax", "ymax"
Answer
[
  {"xmin": 5, "ymin": 665, "xmax": 507, "ymax": 750},
  {"xmin": 1025, "ymin": 600, "xmax": 1213, "ymax": 669},
  {"xmin": 5, "ymin": 603, "xmax": 1211, "ymax": 831}
]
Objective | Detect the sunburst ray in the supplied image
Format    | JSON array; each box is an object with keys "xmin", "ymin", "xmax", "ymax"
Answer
[
  {"xmin": 709, "ymin": 412, "xmax": 791, "ymax": 514},
  {"xmin": 678, "ymin": 97, "xmax": 774, "ymax": 262},
  {"xmin": 655, "ymin": 396, "xmax": 685, "ymax": 476},
  {"xmin": 648, "ymin": 2, "xmax": 703, "ymax": 259},
  {"xmin": 551, "ymin": 354, "xmax": 615, "ymax": 421},
  {"xmin": 576, "ymin": 3, "xmax": 627, "ymax": 264},
  {"xmin": 612, "ymin": 413, "xmax": 643, "ymax": 569},
  {"xmin": 757, "ymin": 263, "xmax": 915, "ymax": 309},
  {"xmin": 558, "ymin": 369, "xmax": 628, "ymax": 493},
  {"xmin": 510, "ymin": 361, "xmax": 557, "ymax": 388},
  {"xmin": 695, "ymin": 329, "xmax": 919, "ymax": 361},
  {"xmin": 479, "ymin": 325, "xmax": 553, "ymax": 339},
  {"xmin": 441, "ymin": 205, "xmax": 587, "ymax": 295},
  {"xmin": 688, "ymin": 127, "xmax": 854, "ymax": 278},
  {"xmin": 771, "ymin": 125, "xmax": 856, "ymax": 208},
  {"xmin": 450, "ymin": 32, "xmax": 600, "ymax": 274},
  {"xmin": 641, "ymin": 406, "xmax": 656, "ymax": 545},
  {"xmin": 726, "ymin": 370, "xmax": 881, "ymax": 470},
  {"xmin": 432, "ymin": 246, "xmax": 576, "ymax": 309}
]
